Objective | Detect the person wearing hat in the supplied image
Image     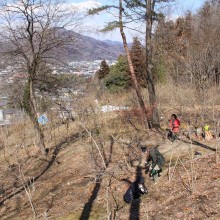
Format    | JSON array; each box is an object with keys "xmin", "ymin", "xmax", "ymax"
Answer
[{"xmin": 142, "ymin": 147, "xmax": 165, "ymax": 181}]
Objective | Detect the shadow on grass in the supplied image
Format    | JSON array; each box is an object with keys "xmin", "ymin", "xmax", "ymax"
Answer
[
  {"xmin": 129, "ymin": 166, "xmax": 143, "ymax": 220},
  {"xmin": 0, "ymin": 131, "xmax": 87, "ymax": 207},
  {"xmin": 79, "ymin": 180, "xmax": 101, "ymax": 220},
  {"xmin": 79, "ymin": 136, "xmax": 115, "ymax": 220},
  {"xmin": 179, "ymin": 136, "xmax": 216, "ymax": 152}
]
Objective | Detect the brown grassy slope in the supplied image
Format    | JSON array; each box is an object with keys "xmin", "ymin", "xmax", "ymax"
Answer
[
  {"xmin": 0, "ymin": 114, "xmax": 220, "ymax": 220},
  {"xmin": 140, "ymin": 155, "xmax": 220, "ymax": 220}
]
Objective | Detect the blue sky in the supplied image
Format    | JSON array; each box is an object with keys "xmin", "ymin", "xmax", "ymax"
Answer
[{"xmin": 67, "ymin": 0, "xmax": 205, "ymax": 42}]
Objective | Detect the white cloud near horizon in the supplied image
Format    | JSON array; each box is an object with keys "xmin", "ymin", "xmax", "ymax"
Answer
[{"xmin": 70, "ymin": 0, "xmax": 102, "ymax": 12}]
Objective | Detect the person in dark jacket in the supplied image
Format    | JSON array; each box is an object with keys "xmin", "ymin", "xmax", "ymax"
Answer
[
  {"xmin": 123, "ymin": 171, "xmax": 148, "ymax": 204},
  {"xmin": 142, "ymin": 147, "xmax": 165, "ymax": 181}
]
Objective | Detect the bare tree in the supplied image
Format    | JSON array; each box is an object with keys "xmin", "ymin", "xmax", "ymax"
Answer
[{"xmin": 0, "ymin": 0, "xmax": 81, "ymax": 156}]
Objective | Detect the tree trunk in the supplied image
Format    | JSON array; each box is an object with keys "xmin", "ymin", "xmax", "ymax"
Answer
[
  {"xmin": 145, "ymin": 0, "xmax": 160, "ymax": 128},
  {"xmin": 29, "ymin": 79, "xmax": 47, "ymax": 156},
  {"xmin": 119, "ymin": 0, "xmax": 150, "ymax": 129}
]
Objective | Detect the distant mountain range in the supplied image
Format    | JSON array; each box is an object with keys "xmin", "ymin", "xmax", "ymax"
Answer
[
  {"xmin": 65, "ymin": 32, "xmax": 126, "ymax": 61},
  {"xmin": 0, "ymin": 28, "xmax": 126, "ymax": 63}
]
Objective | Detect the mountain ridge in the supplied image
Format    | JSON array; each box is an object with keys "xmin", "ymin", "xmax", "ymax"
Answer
[{"xmin": 66, "ymin": 31, "xmax": 125, "ymax": 61}]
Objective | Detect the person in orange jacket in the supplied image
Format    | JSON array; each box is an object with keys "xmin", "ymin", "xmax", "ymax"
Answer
[{"xmin": 168, "ymin": 114, "xmax": 180, "ymax": 142}]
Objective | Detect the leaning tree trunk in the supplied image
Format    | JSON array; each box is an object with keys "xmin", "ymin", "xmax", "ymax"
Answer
[
  {"xmin": 145, "ymin": 0, "xmax": 160, "ymax": 128},
  {"xmin": 119, "ymin": 0, "xmax": 150, "ymax": 129},
  {"xmin": 29, "ymin": 79, "xmax": 47, "ymax": 156}
]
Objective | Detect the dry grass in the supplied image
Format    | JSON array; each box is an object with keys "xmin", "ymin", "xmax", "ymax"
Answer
[{"xmin": 1, "ymin": 83, "xmax": 220, "ymax": 219}]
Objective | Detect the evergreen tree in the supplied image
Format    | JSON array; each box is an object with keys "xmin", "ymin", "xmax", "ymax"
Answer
[
  {"xmin": 104, "ymin": 55, "xmax": 131, "ymax": 92},
  {"xmin": 88, "ymin": 0, "xmax": 176, "ymax": 128},
  {"xmin": 96, "ymin": 60, "xmax": 110, "ymax": 79},
  {"xmin": 130, "ymin": 37, "xmax": 147, "ymax": 87}
]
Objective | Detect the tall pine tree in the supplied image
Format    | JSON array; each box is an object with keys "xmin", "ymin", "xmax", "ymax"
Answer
[
  {"xmin": 96, "ymin": 60, "xmax": 110, "ymax": 79},
  {"xmin": 130, "ymin": 37, "xmax": 147, "ymax": 87}
]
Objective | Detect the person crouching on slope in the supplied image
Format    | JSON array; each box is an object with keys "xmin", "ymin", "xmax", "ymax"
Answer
[
  {"xmin": 123, "ymin": 169, "xmax": 148, "ymax": 204},
  {"xmin": 142, "ymin": 147, "xmax": 165, "ymax": 181}
]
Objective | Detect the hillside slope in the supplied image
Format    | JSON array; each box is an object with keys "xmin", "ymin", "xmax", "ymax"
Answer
[
  {"xmin": 63, "ymin": 30, "xmax": 125, "ymax": 61},
  {"xmin": 0, "ymin": 113, "xmax": 220, "ymax": 220}
]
